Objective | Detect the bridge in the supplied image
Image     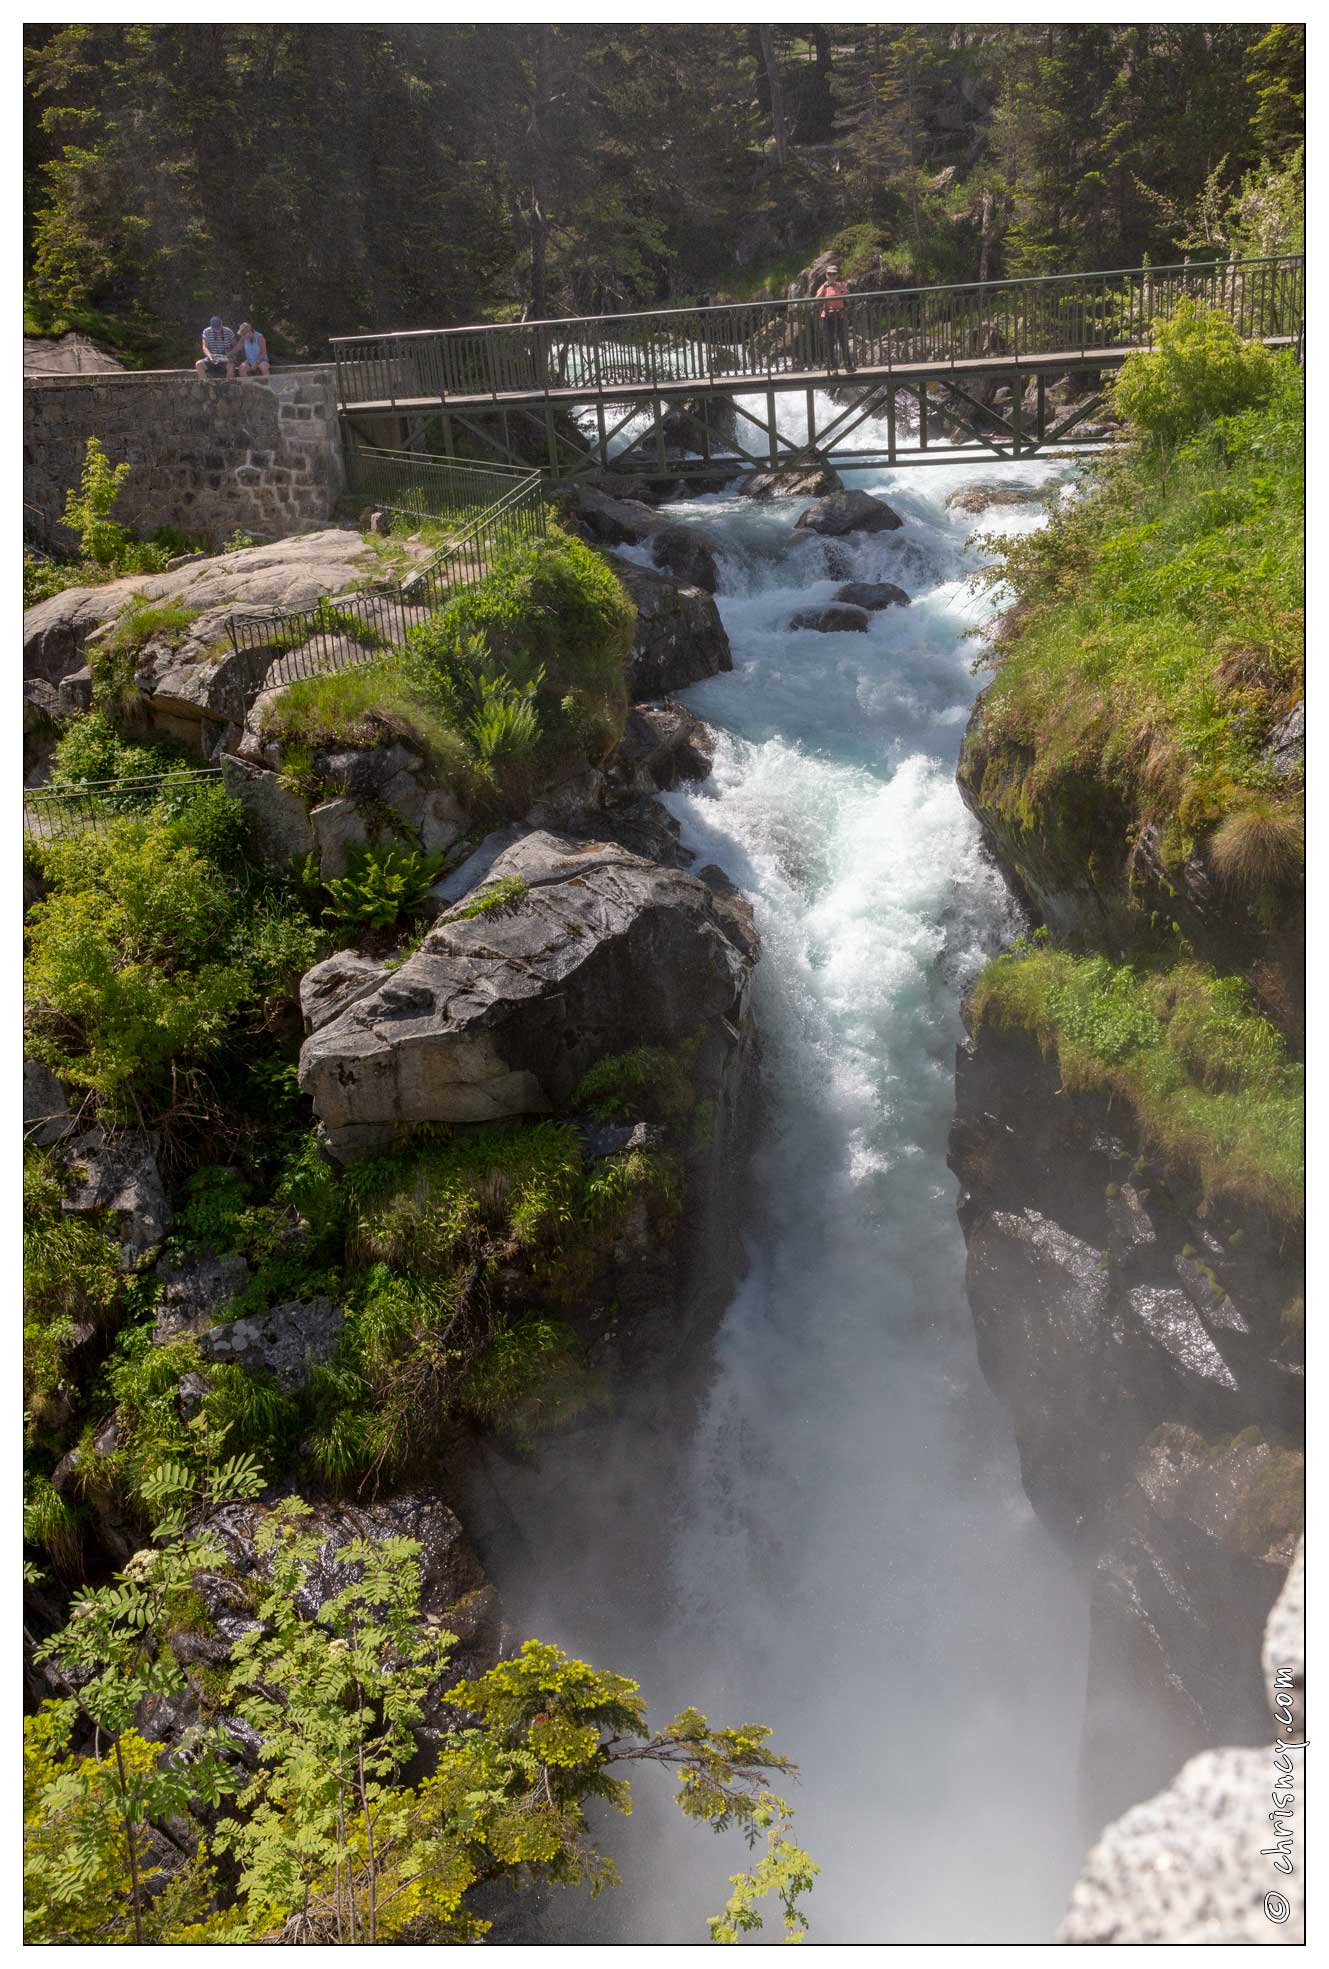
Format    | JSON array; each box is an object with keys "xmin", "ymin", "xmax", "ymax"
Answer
[{"xmin": 332, "ymin": 254, "xmax": 1303, "ymax": 481}]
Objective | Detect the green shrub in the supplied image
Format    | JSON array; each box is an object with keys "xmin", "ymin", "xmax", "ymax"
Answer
[
  {"xmin": 970, "ymin": 947, "xmax": 1303, "ymax": 1220},
  {"xmin": 323, "ymin": 841, "xmax": 445, "ymax": 933},
  {"xmin": 61, "ymin": 437, "xmax": 134, "ymax": 568},
  {"xmin": 24, "ymin": 808, "xmax": 323, "ymax": 1113},
  {"xmin": 49, "ymin": 711, "xmax": 186, "ymax": 789},
  {"xmin": 1112, "ymin": 300, "xmax": 1281, "ymax": 453}
]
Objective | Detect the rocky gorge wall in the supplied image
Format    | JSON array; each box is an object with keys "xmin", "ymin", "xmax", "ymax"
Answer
[{"xmin": 24, "ymin": 365, "xmax": 345, "ymax": 547}]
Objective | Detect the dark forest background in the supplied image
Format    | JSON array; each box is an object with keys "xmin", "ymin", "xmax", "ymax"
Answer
[{"xmin": 24, "ymin": 22, "xmax": 1304, "ymax": 363}]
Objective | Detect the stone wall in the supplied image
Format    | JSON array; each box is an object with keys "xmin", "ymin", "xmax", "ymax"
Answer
[{"xmin": 23, "ymin": 365, "xmax": 345, "ymax": 547}]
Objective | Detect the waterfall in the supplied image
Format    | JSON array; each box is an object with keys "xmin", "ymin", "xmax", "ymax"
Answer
[{"xmin": 494, "ymin": 402, "xmax": 1090, "ymax": 1942}]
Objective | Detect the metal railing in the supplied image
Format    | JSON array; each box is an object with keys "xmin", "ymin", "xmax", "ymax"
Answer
[
  {"xmin": 24, "ymin": 768, "xmax": 224, "ymax": 840},
  {"xmin": 331, "ymin": 255, "xmax": 1304, "ymax": 408},
  {"xmin": 225, "ymin": 466, "xmax": 546, "ymax": 713},
  {"xmin": 346, "ymin": 445, "xmax": 532, "ymax": 524}
]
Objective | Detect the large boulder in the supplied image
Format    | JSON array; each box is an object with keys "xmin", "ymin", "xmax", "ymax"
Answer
[
  {"xmin": 788, "ymin": 604, "xmax": 869, "ymax": 634},
  {"xmin": 568, "ymin": 486, "xmax": 662, "ymax": 548},
  {"xmin": 741, "ymin": 466, "xmax": 842, "ymax": 501},
  {"xmin": 1061, "ymin": 1541, "xmax": 1305, "ymax": 1944},
  {"xmin": 23, "ymin": 528, "xmax": 424, "ymax": 688},
  {"xmin": 299, "ymin": 829, "xmax": 756, "ymax": 1162},
  {"xmin": 605, "ymin": 701, "xmax": 717, "ymax": 798},
  {"xmin": 793, "ymin": 489, "xmax": 904, "ymax": 537},
  {"xmin": 606, "ymin": 554, "xmax": 732, "ymax": 700},
  {"xmin": 650, "ymin": 524, "xmax": 720, "ymax": 595},
  {"xmin": 834, "ymin": 581, "xmax": 910, "ymax": 612},
  {"xmin": 945, "ymin": 481, "xmax": 1045, "ymax": 517}
]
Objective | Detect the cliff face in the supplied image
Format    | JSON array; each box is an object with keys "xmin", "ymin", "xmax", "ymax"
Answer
[{"xmin": 949, "ymin": 1012, "xmax": 1302, "ymax": 1823}]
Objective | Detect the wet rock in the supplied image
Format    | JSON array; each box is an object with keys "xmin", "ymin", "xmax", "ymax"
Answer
[
  {"xmin": 651, "ymin": 523, "xmax": 720, "ymax": 594},
  {"xmin": 220, "ymin": 753, "xmax": 314, "ymax": 865},
  {"xmin": 741, "ymin": 465, "xmax": 842, "ymax": 501},
  {"xmin": 1104, "ymin": 1182, "xmax": 1158, "ymax": 1258},
  {"xmin": 568, "ymin": 486, "xmax": 661, "ymax": 547},
  {"xmin": 833, "ymin": 581, "xmax": 910, "ymax": 611},
  {"xmin": 963, "ymin": 1205, "xmax": 1119, "ymax": 1531},
  {"xmin": 788, "ymin": 604, "xmax": 870, "ymax": 633},
  {"xmin": 1125, "ymin": 1284, "xmax": 1240, "ymax": 1398},
  {"xmin": 606, "ymin": 553, "xmax": 732, "ymax": 699},
  {"xmin": 198, "ymin": 1296, "xmax": 343, "ymax": 1391},
  {"xmin": 60, "ymin": 1125, "xmax": 170, "ymax": 1266},
  {"xmin": 944, "ymin": 481, "xmax": 1045, "ymax": 516},
  {"xmin": 793, "ymin": 489, "xmax": 904, "ymax": 537},
  {"xmin": 1062, "ymin": 1540, "xmax": 1305, "ymax": 1943},
  {"xmin": 153, "ymin": 1250, "xmax": 250, "ymax": 1342},
  {"xmin": 606, "ymin": 702, "xmax": 717, "ymax": 797},
  {"xmin": 300, "ymin": 829, "xmax": 756, "ymax": 1162},
  {"xmin": 24, "ymin": 1058, "xmax": 75, "ymax": 1148}
]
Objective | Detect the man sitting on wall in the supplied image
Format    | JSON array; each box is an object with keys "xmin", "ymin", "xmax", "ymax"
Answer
[
  {"xmin": 195, "ymin": 315, "xmax": 236, "ymax": 380},
  {"xmin": 228, "ymin": 321, "xmax": 270, "ymax": 380}
]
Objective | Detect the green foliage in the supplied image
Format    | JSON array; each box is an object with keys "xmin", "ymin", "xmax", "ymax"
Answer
[
  {"xmin": 971, "ymin": 948, "xmax": 1303, "ymax": 1220},
  {"xmin": 440, "ymin": 873, "xmax": 528, "ymax": 922},
  {"xmin": 23, "ymin": 1147, "xmax": 125, "ymax": 1448},
  {"xmin": 323, "ymin": 841, "xmax": 445, "ymax": 934},
  {"xmin": 48, "ymin": 709, "xmax": 187, "ymax": 789},
  {"xmin": 967, "ymin": 351, "xmax": 1303, "ymax": 858},
  {"xmin": 1112, "ymin": 300, "xmax": 1281, "ymax": 454},
  {"xmin": 24, "ymin": 1709, "xmax": 236, "ymax": 1943},
  {"xmin": 572, "ymin": 1039, "xmax": 700, "ymax": 1123},
  {"xmin": 24, "ymin": 804, "xmax": 323, "ymax": 1115},
  {"xmin": 300, "ymin": 1122, "xmax": 672, "ymax": 1484},
  {"xmin": 23, "ymin": 1472, "xmax": 84, "ymax": 1575},
  {"xmin": 60, "ymin": 436, "xmax": 132, "ymax": 567},
  {"xmin": 263, "ymin": 531, "xmax": 633, "ymax": 820},
  {"xmin": 27, "ymin": 1488, "xmax": 814, "ymax": 1943}
]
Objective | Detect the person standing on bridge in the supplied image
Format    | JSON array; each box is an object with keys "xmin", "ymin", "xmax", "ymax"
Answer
[{"xmin": 816, "ymin": 264, "xmax": 854, "ymax": 374}]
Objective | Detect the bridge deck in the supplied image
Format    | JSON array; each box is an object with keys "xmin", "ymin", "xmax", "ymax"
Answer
[
  {"xmin": 338, "ymin": 342, "xmax": 1232, "ymax": 417},
  {"xmin": 332, "ymin": 256, "xmax": 1303, "ymax": 420}
]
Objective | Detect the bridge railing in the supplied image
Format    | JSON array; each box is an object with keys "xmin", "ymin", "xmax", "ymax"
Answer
[
  {"xmin": 224, "ymin": 465, "xmax": 546, "ymax": 715},
  {"xmin": 332, "ymin": 255, "xmax": 1304, "ymax": 407},
  {"xmin": 346, "ymin": 445, "xmax": 532, "ymax": 524},
  {"xmin": 24, "ymin": 768, "xmax": 225, "ymax": 840}
]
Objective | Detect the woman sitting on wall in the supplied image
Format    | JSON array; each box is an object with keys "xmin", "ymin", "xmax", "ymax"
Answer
[{"xmin": 229, "ymin": 322, "xmax": 271, "ymax": 380}]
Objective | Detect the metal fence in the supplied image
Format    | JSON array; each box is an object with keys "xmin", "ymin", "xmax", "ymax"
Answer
[
  {"xmin": 23, "ymin": 769, "xmax": 225, "ymax": 840},
  {"xmin": 331, "ymin": 254, "xmax": 1305, "ymax": 408},
  {"xmin": 346, "ymin": 445, "xmax": 533, "ymax": 524},
  {"xmin": 225, "ymin": 465, "xmax": 546, "ymax": 712}
]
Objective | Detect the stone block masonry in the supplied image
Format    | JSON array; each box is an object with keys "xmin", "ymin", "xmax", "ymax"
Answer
[{"xmin": 23, "ymin": 365, "xmax": 346, "ymax": 548}]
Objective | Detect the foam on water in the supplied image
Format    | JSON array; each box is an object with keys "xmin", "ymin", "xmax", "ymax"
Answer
[{"xmin": 499, "ymin": 402, "xmax": 1089, "ymax": 1941}]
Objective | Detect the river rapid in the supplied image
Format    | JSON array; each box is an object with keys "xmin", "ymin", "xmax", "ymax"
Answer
[{"xmin": 496, "ymin": 398, "xmax": 1091, "ymax": 1943}]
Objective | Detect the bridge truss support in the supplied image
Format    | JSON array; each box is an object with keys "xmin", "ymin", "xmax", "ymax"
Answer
[{"xmin": 342, "ymin": 362, "xmax": 1116, "ymax": 487}]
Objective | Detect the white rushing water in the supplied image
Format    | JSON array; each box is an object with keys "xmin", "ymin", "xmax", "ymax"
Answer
[{"xmin": 495, "ymin": 402, "xmax": 1091, "ymax": 1943}]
